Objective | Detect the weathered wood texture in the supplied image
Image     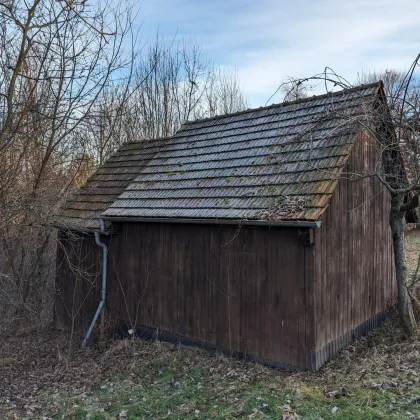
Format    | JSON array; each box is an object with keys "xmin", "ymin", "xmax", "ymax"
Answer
[
  {"xmin": 313, "ymin": 132, "xmax": 396, "ymax": 353},
  {"xmin": 54, "ymin": 232, "xmax": 104, "ymax": 331},
  {"xmin": 55, "ymin": 225, "xmax": 313, "ymax": 369},
  {"xmin": 107, "ymin": 224, "xmax": 311, "ymax": 369}
]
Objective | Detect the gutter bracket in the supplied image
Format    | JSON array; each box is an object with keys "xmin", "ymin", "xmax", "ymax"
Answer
[{"xmin": 298, "ymin": 228, "xmax": 315, "ymax": 246}]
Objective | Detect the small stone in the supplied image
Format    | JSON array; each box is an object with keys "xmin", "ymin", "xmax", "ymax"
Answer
[
  {"xmin": 326, "ymin": 390, "xmax": 339, "ymax": 398},
  {"xmin": 381, "ymin": 381, "xmax": 398, "ymax": 389},
  {"xmin": 332, "ymin": 406, "xmax": 339, "ymax": 414}
]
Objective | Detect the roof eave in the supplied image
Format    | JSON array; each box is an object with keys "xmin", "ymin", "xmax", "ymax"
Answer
[{"xmin": 101, "ymin": 216, "xmax": 321, "ymax": 228}]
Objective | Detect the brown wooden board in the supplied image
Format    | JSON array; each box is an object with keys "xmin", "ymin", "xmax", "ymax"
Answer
[
  {"xmin": 313, "ymin": 133, "xmax": 396, "ymax": 352},
  {"xmin": 56, "ymin": 224, "xmax": 310, "ymax": 369}
]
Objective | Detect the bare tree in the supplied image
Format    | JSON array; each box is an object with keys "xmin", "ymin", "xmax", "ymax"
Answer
[
  {"xmin": 0, "ymin": 0, "xmax": 139, "ymax": 329},
  {"xmin": 265, "ymin": 76, "xmax": 313, "ymax": 105},
  {"xmin": 273, "ymin": 60, "xmax": 420, "ymax": 335},
  {"xmin": 204, "ymin": 68, "xmax": 248, "ymax": 117},
  {"xmin": 83, "ymin": 37, "xmax": 248, "ymax": 162}
]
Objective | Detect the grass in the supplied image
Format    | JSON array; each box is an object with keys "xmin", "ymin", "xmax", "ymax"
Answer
[{"xmin": 35, "ymin": 326, "xmax": 420, "ymax": 420}]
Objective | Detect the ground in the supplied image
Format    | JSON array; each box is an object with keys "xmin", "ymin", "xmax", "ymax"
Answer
[
  {"xmin": 1, "ymin": 230, "xmax": 420, "ymax": 420},
  {"xmin": 406, "ymin": 227, "xmax": 420, "ymax": 276}
]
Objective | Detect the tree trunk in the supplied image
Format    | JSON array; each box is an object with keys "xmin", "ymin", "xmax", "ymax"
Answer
[{"xmin": 390, "ymin": 193, "xmax": 417, "ymax": 335}]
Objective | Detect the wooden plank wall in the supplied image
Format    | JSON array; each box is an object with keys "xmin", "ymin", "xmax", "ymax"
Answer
[
  {"xmin": 106, "ymin": 224, "xmax": 311, "ymax": 369},
  {"xmin": 54, "ymin": 232, "xmax": 103, "ymax": 331},
  {"xmin": 314, "ymin": 132, "xmax": 396, "ymax": 352}
]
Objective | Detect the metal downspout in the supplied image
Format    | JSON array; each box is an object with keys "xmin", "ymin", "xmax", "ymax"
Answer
[{"xmin": 82, "ymin": 219, "xmax": 108, "ymax": 347}]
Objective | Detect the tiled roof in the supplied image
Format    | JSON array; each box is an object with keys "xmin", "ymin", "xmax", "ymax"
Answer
[
  {"xmin": 56, "ymin": 138, "xmax": 170, "ymax": 231},
  {"xmin": 101, "ymin": 83, "xmax": 381, "ymax": 222}
]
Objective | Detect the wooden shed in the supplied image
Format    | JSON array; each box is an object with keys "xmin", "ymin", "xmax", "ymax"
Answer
[{"xmin": 55, "ymin": 82, "xmax": 397, "ymax": 370}]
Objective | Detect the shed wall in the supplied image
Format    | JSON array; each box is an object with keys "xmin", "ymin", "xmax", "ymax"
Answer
[
  {"xmin": 313, "ymin": 133, "xmax": 396, "ymax": 368},
  {"xmin": 55, "ymin": 224, "xmax": 314, "ymax": 369},
  {"xmin": 107, "ymin": 223, "xmax": 311, "ymax": 369}
]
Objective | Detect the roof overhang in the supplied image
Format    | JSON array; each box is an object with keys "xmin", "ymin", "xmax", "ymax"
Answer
[{"xmin": 101, "ymin": 216, "xmax": 321, "ymax": 228}]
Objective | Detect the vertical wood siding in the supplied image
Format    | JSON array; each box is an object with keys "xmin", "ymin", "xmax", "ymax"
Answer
[
  {"xmin": 55, "ymin": 225, "xmax": 312, "ymax": 368},
  {"xmin": 313, "ymin": 133, "xmax": 396, "ymax": 354},
  {"xmin": 105, "ymin": 224, "xmax": 310, "ymax": 369}
]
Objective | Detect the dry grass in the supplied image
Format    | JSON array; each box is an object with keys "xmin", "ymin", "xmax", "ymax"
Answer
[{"xmin": 406, "ymin": 226, "xmax": 420, "ymax": 275}]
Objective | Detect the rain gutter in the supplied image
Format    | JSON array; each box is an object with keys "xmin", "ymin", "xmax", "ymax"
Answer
[
  {"xmin": 82, "ymin": 218, "xmax": 108, "ymax": 347},
  {"xmin": 101, "ymin": 217, "xmax": 321, "ymax": 228}
]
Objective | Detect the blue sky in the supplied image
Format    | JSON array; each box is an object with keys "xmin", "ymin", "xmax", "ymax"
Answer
[{"xmin": 138, "ymin": 0, "xmax": 420, "ymax": 106}]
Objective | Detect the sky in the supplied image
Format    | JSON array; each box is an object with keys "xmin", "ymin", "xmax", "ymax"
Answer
[{"xmin": 137, "ymin": 0, "xmax": 420, "ymax": 107}]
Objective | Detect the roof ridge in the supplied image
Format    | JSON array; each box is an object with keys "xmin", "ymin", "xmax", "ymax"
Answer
[{"xmin": 183, "ymin": 81, "xmax": 382, "ymax": 126}]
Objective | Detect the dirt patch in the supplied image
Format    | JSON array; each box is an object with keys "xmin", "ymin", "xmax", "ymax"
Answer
[{"xmin": 0, "ymin": 330, "xmax": 105, "ymax": 417}]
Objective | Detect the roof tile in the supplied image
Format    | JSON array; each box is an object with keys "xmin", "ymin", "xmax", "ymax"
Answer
[
  {"xmin": 57, "ymin": 83, "xmax": 382, "ymax": 228},
  {"xmin": 103, "ymin": 83, "xmax": 380, "ymax": 222}
]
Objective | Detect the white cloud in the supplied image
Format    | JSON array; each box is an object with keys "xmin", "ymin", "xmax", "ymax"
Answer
[{"xmin": 139, "ymin": 0, "xmax": 420, "ymax": 106}]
